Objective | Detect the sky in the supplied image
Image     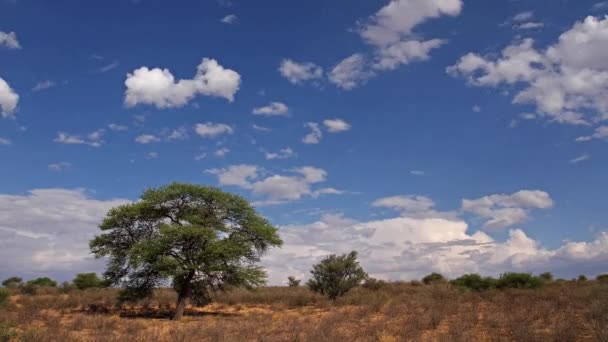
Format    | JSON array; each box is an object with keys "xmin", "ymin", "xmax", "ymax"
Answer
[{"xmin": 1, "ymin": 0, "xmax": 608, "ymax": 285}]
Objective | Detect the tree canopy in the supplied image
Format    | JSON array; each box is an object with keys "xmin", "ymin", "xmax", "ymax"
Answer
[
  {"xmin": 73, "ymin": 273, "xmax": 104, "ymax": 290},
  {"xmin": 90, "ymin": 183, "xmax": 282, "ymax": 320},
  {"xmin": 307, "ymin": 251, "xmax": 367, "ymax": 300}
]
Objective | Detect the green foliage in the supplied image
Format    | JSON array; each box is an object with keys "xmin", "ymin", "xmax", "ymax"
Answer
[
  {"xmin": 597, "ymin": 274, "xmax": 608, "ymax": 282},
  {"xmin": 1, "ymin": 277, "xmax": 22, "ymax": 288},
  {"xmin": 578, "ymin": 275, "xmax": 588, "ymax": 282},
  {"xmin": 73, "ymin": 273, "xmax": 103, "ymax": 290},
  {"xmin": 89, "ymin": 183, "xmax": 282, "ymax": 319},
  {"xmin": 20, "ymin": 283, "xmax": 37, "ymax": 296},
  {"xmin": 539, "ymin": 272, "xmax": 553, "ymax": 282},
  {"xmin": 362, "ymin": 277, "xmax": 386, "ymax": 291},
  {"xmin": 0, "ymin": 288, "xmax": 10, "ymax": 308},
  {"xmin": 422, "ymin": 272, "xmax": 446, "ymax": 285},
  {"xmin": 26, "ymin": 277, "xmax": 57, "ymax": 287},
  {"xmin": 307, "ymin": 251, "xmax": 367, "ymax": 300},
  {"xmin": 451, "ymin": 274, "xmax": 497, "ymax": 291},
  {"xmin": 287, "ymin": 276, "xmax": 301, "ymax": 287},
  {"xmin": 496, "ymin": 273, "xmax": 543, "ymax": 289}
]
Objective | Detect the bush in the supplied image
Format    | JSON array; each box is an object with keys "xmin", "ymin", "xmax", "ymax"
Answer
[
  {"xmin": 73, "ymin": 273, "xmax": 103, "ymax": 290},
  {"xmin": 59, "ymin": 281, "xmax": 74, "ymax": 293},
  {"xmin": 422, "ymin": 273, "xmax": 446, "ymax": 285},
  {"xmin": 287, "ymin": 276, "xmax": 301, "ymax": 287},
  {"xmin": 596, "ymin": 274, "xmax": 608, "ymax": 283},
  {"xmin": 26, "ymin": 277, "xmax": 57, "ymax": 287},
  {"xmin": 2, "ymin": 277, "xmax": 23, "ymax": 288},
  {"xmin": 578, "ymin": 275, "xmax": 587, "ymax": 282},
  {"xmin": 362, "ymin": 278, "xmax": 386, "ymax": 291},
  {"xmin": 539, "ymin": 272, "xmax": 553, "ymax": 282},
  {"xmin": 0, "ymin": 288, "xmax": 10, "ymax": 308},
  {"xmin": 21, "ymin": 283, "xmax": 38, "ymax": 296},
  {"xmin": 307, "ymin": 251, "xmax": 367, "ymax": 300},
  {"xmin": 496, "ymin": 273, "xmax": 543, "ymax": 289},
  {"xmin": 451, "ymin": 274, "xmax": 496, "ymax": 291}
]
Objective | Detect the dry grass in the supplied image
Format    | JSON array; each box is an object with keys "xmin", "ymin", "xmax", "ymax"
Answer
[{"xmin": 0, "ymin": 281, "xmax": 606, "ymax": 341}]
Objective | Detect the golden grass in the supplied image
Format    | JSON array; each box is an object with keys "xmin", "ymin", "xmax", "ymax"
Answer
[{"xmin": 0, "ymin": 281, "xmax": 607, "ymax": 341}]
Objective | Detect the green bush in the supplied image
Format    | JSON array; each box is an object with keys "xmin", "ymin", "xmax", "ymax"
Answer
[
  {"xmin": 578, "ymin": 275, "xmax": 587, "ymax": 282},
  {"xmin": 496, "ymin": 273, "xmax": 543, "ymax": 289},
  {"xmin": 539, "ymin": 272, "xmax": 553, "ymax": 282},
  {"xmin": 0, "ymin": 288, "xmax": 10, "ymax": 308},
  {"xmin": 287, "ymin": 276, "xmax": 301, "ymax": 287},
  {"xmin": 26, "ymin": 277, "xmax": 57, "ymax": 287},
  {"xmin": 1, "ymin": 277, "xmax": 23, "ymax": 288},
  {"xmin": 362, "ymin": 277, "xmax": 386, "ymax": 291},
  {"xmin": 307, "ymin": 251, "xmax": 367, "ymax": 300},
  {"xmin": 422, "ymin": 272, "xmax": 446, "ymax": 285},
  {"xmin": 73, "ymin": 273, "xmax": 103, "ymax": 290},
  {"xmin": 59, "ymin": 281, "xmax": 74, "ymax": 293},
  {"xmin": 451, "ymin": 274, "xmax": 496, "ymax": 291},
  {"xmin": 596, "ymin": 274, "xmax": 608, "ymax": 283},
  {"xmin": 20, "ymin": 283, "xmax": 38, "ymax": 296}
]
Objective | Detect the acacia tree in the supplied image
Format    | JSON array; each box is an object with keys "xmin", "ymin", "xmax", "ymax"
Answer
[
  {"xmin": 307, "ymin": 251, "xmax": 367, "ymax": 300},
  {"xmin": 90, "ymin": 183, "xmax": 282, "ymax": 320}
]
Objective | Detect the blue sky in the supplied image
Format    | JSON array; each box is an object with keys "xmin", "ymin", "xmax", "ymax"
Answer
[{"xmin": 1, "ymin": 0, "xmax": 608, "ymax": 284}]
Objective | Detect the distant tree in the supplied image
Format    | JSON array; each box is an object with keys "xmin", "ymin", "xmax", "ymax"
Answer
[
  {"xmin": 539, "ymin": 272, "xmax": 553, "ymax": 282},
  {"xmin": 362, "ymin": 277, "xmax": 386, "ymax": 291},
  {"xmin": 495, "ymin": 273, "xmax": 543, "ymax": 289},
  {"xmin": 578, "ymin": 275, "xmax": 588, "ymax": 282},
  {"xmin": 422, "ymin": 272, "xmax": 446, "ymax": 285},
  {"xmin": 26, "ymin": 277, "xmax": 57, "ymax": 288},
  {"xmin": 73, "ymin": 273, "xmax": 103, "ymax": 290},
  {"xmin": 1, "ymin": 277, "xmax": 22, "ymax": 288},
  {"xmin": 287, "ymin": 276, "xmax": 301, "ymax": 287},
  {"xmin": 451, "ymin": 274, "xmax": 496, "ymax": 291},
  {"xmin": 597, "ymin": 274, "xmax": 608, "ymax": 283},
  {"xmin": 59, "ymin": 281, "xmax": 74, "ymax": 293},
  {"xmin": 307, "ymin": 251, "xmax": 367, "ymax": 300},
  {"xmin": 90, "ymin": 183, "xmax": 282, "ymax": 320}
]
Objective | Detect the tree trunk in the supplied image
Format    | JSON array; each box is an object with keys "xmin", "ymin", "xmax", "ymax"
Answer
[{"xmin": 173, "ymin": 272, "xmax": 194, "ymax": 321}]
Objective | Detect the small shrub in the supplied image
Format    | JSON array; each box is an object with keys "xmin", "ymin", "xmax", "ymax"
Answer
[
  {"xmin": 596, "ymin": 274, "xmax": 608, "ymax": 283},
  {"xmin": 20, "ymin": 283, "xmax": 38, "ymax": 296},
  {"xmin": 73, "ymin": 273, "xmax": 103, "ymax": 290},
  {"xmin": 0, "ymin": 288, "xmax": 10, "ymax": 308},
  {"xmin": 58, "ymin": 281, "xmax": 74, "ymax": 293},
  {"xmin": 362, "ymin": 277, "xmax": 386, "ymax": 291},
  {"xmin": 307, "ymin": 251, "xmax": 367, "ymax": 300},
  {"xmin": 26, "ymin": 277, "xmax": 57, "ymax": 287},
  {"xmin": 1, "ymin": 277, "xmax": 23, "ymax": 288},
  {"xmin": 410, "ymin": 280, "xmax": 423, "ymax": 286},
  {"xmin": 451, "ymin": 274, "xmax": 496, "ymax": 291},
  {"xmin": 496, "ymin": 273, "xmax": 543, "ymax": 289},
  {"xmin": 539, "ymin": 272, "xmax": 553, "ymax": 282},
  {"xmin": 578, "ymin": 275, "xmax": 587, "ymax": 282},
  {"xmin": 287, "ymin": 276, "xmax": 301, "ymax": 287},
  {"xmin": 422, "ymin": 272, "xmax": 446, "ymax": 285}
]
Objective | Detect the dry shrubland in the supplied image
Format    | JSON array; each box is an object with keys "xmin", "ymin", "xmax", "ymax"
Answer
[{"xmin": 1, "ymin": 280, "xmax": 607, "ymax": 341}]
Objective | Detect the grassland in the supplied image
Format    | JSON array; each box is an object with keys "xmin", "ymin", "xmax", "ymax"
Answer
[{"xmin": 1, "ymin": 280, "xmax": 607, "ymax": 341}]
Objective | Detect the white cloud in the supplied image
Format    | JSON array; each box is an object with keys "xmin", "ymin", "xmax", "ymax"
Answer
[
  {"xmin": 124, "ymin": 58, "xmax": 241, "ymax": 108},
  {"xmin": 134, "ymin": 134, "xmax": 160, "ymax": 144},
  {"xmin": 576, "ymin": 125, "xmax": 608, "ymax": 141},
  {"xmin": 264, "ymin": 147, "xmax": 295, "ymax": 160},
  {"xmin": 462, "ymin": 190, "xmax": 554, "ymax": 230},
  {"xmin": 569, "ymin": 154, "xmax": 591, "ymax": 164},
  {"xmin": 48, "ymin": 162, "xmax": 72, "ymax": 172},
  {"xmin": 165, "ymin": 127, "xmax": 189, "ymax": 141},
  {"xmin": 410, "ymin": 170, "xmax": 425, "ymax": 176},
  {"xmin": 54, "ymin": 130, "xmax": 104, "ymax": 147},
  {"xmin": 214, "ymin": 147, "xmax": 230, "ymax": 157},
  {"xmin": 512, "ymin": 11, "xmax": 535, "ymax": 23},
  {"xmin": 145, "ymin": 152, "xmax": 159, "ymax": 159},
  {"xmin": 32, "ymin": 80, "xmax": 56, "ymax": 92},
  {"xmin": 0, "ymin": 31, "xmax": 20, "ymax": 49},
  {"xmin": 252, "ymin": 102, "xmax": 289, "ymax": 116},
  {"xmin": 206, "ymin": 164, "xmax": 259, "ymax": 188},
  {"xmin": 323, "ymin": 118, "xmax": 351, "ymax": 132},
  {"xmin": 221, "ymin": 14, "xmax": 238, "ymax": 24},
  {"xmin": 328, "ymin": 54, "xmax": 373, "ymax": 90},
  {"xmin": 516, "ymin": 22, "xmax": 544, "ymax": 30},
  {"xmin": 373, "ymin": 38, "xmax": 446, "ymax": 70},
  {"xmin": 473, "ymin": 105, "xmax": 482, "ymax": 113},
  {"xmin": 0, "ymin": 77, "xmax": 19, "ymax": 118},
  {"xmin": 302, "ymin": 122, "xmax": 322, "ymax": 144},
  {"xmin": 448, "ymin": 16, "xmax": 608, "ymax": 125},
  {"xmin": 98, "ymin": 61, "xmax": 119, "ymax": 73},
  {"xmin": 252, "ymin": 124, "xmax": 271, "ymax": 132},
  {"xmin": 0, "ymin": 137, "xmax": 12, "ymax": 145},
  {"xmin": 194, "ymin": 122, "xmax": 233, "ymax": 138},
  {"xmin": 373, "ymin": 195, "xmax": 456, "ymax": 220},
  {"xmin": 108, "ymin": 123, "xmax": 128, "ymax": 131},
  {"xmin": 279, "ymin": 59, "xmax": 323, "ymax": 85},
  {"xmin": 0, "ymin": 189, "xmax": 129, "ymax": 280}
]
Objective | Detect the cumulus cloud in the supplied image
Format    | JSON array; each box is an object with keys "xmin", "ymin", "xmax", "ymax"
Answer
[
  {"xmin": 194, "ymin": 122, "xmax": 233, "ymax": 138},
  {"xmin": 323, "ymin": 118, "xmax": 351, "ymax": 132},
  {"xmin": 0, "ymin": 189, "xmax": 129, "ymax": 280},
  {"xmin": 576, "ymin": 125, "xmax": 608, "ymax": 141},
  {"xmin": 328, "ymin": 54, "xmax": 373, "ymax": 90},
  {"xmin": 252, "ymin": 102, "xmax": 289, "ymax": 116},
  {"xmin": 214, "ymin": 147, "xmax": 230, "ymax": 157},
  {"xmin": 0, "ymin": 31, "xmax": 20, "ymax": 49},
  {"xmin": 107, "ymin": 123, "xmax": 128, "ymax": 131},
  {"xmin": 208, "ymin": 165, "xmax": 342, "ymax": 205},
  {"xmin": 462, "ymin": 190, "xmax": 554, "ymax": 230},
  {"xmin": 302, "ymin": 122, "xmax": 322, "ymax": 144},
  {"xmin": 264, "ymin": 147, "xmax": 295, "ymax": 160},
  {"xmin": 124, "ymin": 58, "xmax": 241, "ymax": 108},
  {"xmin": 54, "ymin": 130, "xmax": 105, "ymax": 147},
  {"xmin": 0, "ymin": 77, "xmax": 19, "ymax": 118},
  {"xmin": 448, "ymin": 16, "xmax": 608, "ymax": 125},
  {"xmin": 279, "ymin": 59, "xmax": 323, "ymax": 85},
  {"xmin": 262, "ymin": 212, "xmax": 608, "ymax": 284},
  {"xmin": 373, "ymin": 195, "xmax": 457, "ymax": 220},
  {"xmin": 134, "ymin": 134, "xmax": 160, "ymax": 144}
]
